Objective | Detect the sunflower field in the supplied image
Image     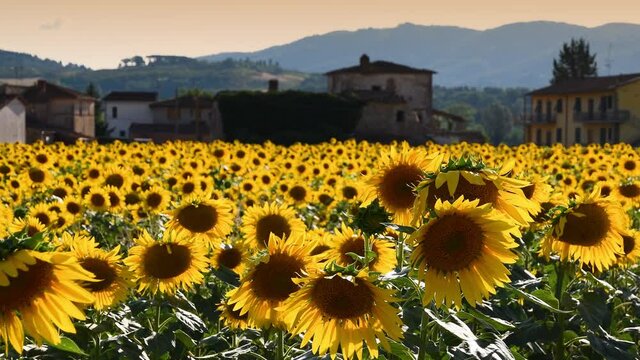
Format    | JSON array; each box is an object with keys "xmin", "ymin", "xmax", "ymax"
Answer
[{"xmin": 0, "ymin": 139, "xmax": 639, "ymax": 360}]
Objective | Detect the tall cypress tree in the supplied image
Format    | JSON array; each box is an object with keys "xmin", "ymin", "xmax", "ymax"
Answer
[{"xmin": 551, "ymin": 38, "xmax": 598, "ymax": 84}]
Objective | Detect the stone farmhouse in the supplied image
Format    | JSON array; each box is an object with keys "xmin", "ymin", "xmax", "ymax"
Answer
[
  {"xmin": 326, "ymin": 54, "xmax": 483, "ymax": 144},
  {"xmin": 0, "ymin": 79, "xmax": 95, "ymax": 143}
]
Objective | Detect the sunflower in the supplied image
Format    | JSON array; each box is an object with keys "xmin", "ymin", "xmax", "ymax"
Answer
[
  {"xmin": 278, "ymin": 270, "xmax": 403, "ymax": 360},
  {"xmin": 211, "ymin": 243, "xmax": 249, "ymax": 276},
  {"xmin": 142, "ymin": 185, "xmax": 171, "ymax": 214},
  {"xmin": 68, "ymin": 236, "xmax": 131, "ymax": 310},
  {"xmin": 240, "ymin": 202, "xmax": 306, "ymax": 250},
  {"xmin": 102, "ymin": 166, "xmax": 128, "ymax": 189},
  {"xmin": 167, "ymin": 194, "xmax": 234, "ymax": 248},
  {"xmin": 218, "ymin": 296, "xmax": 253, "ymax": 330},
  {"xmin": 408, "ymin": 197, "xmax": 520, "ymax": 308},
  {"xmin": 8, "ymin": 217, "xmax": 46, "ymax": 238},
  {"xmin": 540, "ymin": 187, "xmax": 627, "ymax": 272},
  {"xmin": 618, "ymin": 230, "xmax": 640, "ymax": 266},
  {"xmin": 0, "ymin": 204, "xmax": 13, "ymax": 238},
  {"xmin": 62, "ymin": 197, "xmax": 83, "ymax": 218},
  {"xmin": 84, "ymin": 187, "xmax": 110, "ymax": 212},
  {"xmin": 324, "ymin": 224, "xmax": 396, "ymax": 273},
  {"xmin": 0, "ymin": 250, "xmax": 95, "ymax": 354},
  {"xmin": 124, "ymin": 230, "xmax": 209, "ymax": 295},
  {"xmin": 521, "ymin": 175, "xmax": 553, "ymax": 217},
  {"xmin": 227, "ymin": 234, "xmax": 312, "ymax": 328},
  {"xmin": 285, "ymin": 182, "xmax": 312, "ymax": 206},
  {"xmin": 613, "ymin": 180, "xmax": 640, "ymax": 208},
  {"xmin": 362, "ymin": 147, "xmax": 440, "ymax": 225},
  {"xmin": 412, "ymin": 163, "xmax": 536, "ymax": 227}
]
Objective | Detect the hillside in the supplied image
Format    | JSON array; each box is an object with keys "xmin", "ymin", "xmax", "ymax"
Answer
[
  {"xmin": 0, "ymin": 53, "xmax": 324, "ymax": 98},
  {"xmin": 200, "ymin": 21, "xmax": 640, "ymax": 87}
]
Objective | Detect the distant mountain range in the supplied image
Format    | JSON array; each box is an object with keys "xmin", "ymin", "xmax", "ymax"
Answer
[
  {"xmin": 3, "ymin": 21, "xmax": 640, "ymax": 93},
  {"xmin": 200, "ymin": 21, "xmax": 640, "ymax": 88}
]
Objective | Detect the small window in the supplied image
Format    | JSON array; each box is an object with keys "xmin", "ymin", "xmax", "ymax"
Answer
[
  {"xmin": 574, "ymin": 97, "xmax": 582, "ymax": 112},
  {"xmin": 556, "ymin": 128, "xmax": 562, "ymax": 143},
  {"xmin": 608, "ymin": 127, "xmax": 613, "ymax": 141},
  {"xmin": 112, "ymin": 106, "xmax": 118, "ymax": 119},
  {"xmin": 119, "ymin": 130, "xmax": 125, "ymax": 137},
  {"xmin": 536, "ymin": 129, "xmax": 542, "ymax": 144},
  {"xmin": 372, "ymin": 85, "xmax": 382, "ymax": 91},
  {"xmin": 575, "ymin": 128, "xmax": 582, "ymax": 144},
  {"xmin": 546, "ymin": 131, "xmax": 552, "ymax": 146},
  {"xmin": 556, "ymin": 99, "xmax": 563, "ymax": 113},
  {"xmin": 600, "ymin": 128, "xmax": 607, "ymax": 144},
  {"xmin": 607, "ymin": 96, "xmax": 614, "ymax": 109},
  {"xmin": 396, "ymin": 110, "xmax": 405, "ymax": 123}
]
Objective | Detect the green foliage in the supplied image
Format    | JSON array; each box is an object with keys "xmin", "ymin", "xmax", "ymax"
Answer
[
  {"xmin": 434, "ymin": 86, "xmax": 528, "ymax": 145},
  {"xmin": 216, "ymin": 91, "xmax": 363, "ymax": 144},
  {"xmin": 552, "ymin": 38, "xmax": 598, "ymax": 84}
]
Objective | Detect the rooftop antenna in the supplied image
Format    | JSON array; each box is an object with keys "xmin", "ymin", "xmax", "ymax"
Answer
[{"xmin": 604, "ymin": 43, "xmax": 613, "ymax": 75}]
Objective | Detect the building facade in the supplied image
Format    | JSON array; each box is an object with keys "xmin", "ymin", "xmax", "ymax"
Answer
[
  {"xmin": 21, "ymin": 80, "xmax": 96, "ymax": 141},
  {"xmin": 103, "ymin": 91, "xmax": 157, "ymax": 139},
  {"xmin": 525, "ymin": 74, "xmax": 640, "ymax": 146},
  {"xmin": 0, "ymin": 97, "xmax": 26, "ymax": 143},
  {"xmin": 326, "ymin": 54, "xmax": 435, "ymax": 143}
]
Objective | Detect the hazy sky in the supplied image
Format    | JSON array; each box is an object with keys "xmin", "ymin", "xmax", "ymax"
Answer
[{"xmin": 2, "ymin": 0, "xmax": 639, "ymax": 69}]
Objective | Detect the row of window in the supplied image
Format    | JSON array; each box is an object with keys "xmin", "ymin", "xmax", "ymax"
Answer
[
  {"xmin": 534, "ymin": 126, "xmax": 618, "ymax": 145},
  {"xmin": 535, "ymin": 95, "xmax": 614, "ymax": 114}
]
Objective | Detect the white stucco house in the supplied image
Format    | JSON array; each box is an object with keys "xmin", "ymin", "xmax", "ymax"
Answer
[
  {"xmin": 103, "ymin": 91, "xmax": 157, "ymax": 139},
  {"xmin": 0, "ymin": 96, "xmax": 26, "ymax": 143}
]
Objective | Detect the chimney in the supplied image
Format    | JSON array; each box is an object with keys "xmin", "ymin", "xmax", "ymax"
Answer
[
  {"xmin": 268, "ymin": 79, "xmax": 279, "ymax": 93},
  {"xmin": 360, "ymin": 54, "xmax": 370, "ymax": 66}
]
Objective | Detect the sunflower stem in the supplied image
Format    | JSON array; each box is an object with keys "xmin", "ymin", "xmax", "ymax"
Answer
[
  {"xmin": 396, "ymin": 233, "xmax": 405, "ymax": 272},
  {"xmin": 554, "ymin": 262, "xmax": 568, "ymax": 360},
  {"xmin": 275, "ymin": 328, "xmax": 285, "ymax": 360},
  {"xmin": 363, "ymin": 233, "xmax": 371, "ymax": 269},
  {"xmin": 417, "ymin": 310, "xmax": 430, "ymax": 360}
]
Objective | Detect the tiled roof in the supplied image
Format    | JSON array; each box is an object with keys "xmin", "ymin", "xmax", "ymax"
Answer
[
  {"xmin": 326, "ymin": 58, "xmax": 435, "ymax": 76},
  {"xmin": 21, "ymin": 80, "xmax": 94, "ymax": 103},
  {"xmin": 150, "ymin": 95, "xmax": 214, "ymax": 108},
  {"xmin": 103, "ymin": 91, "xmax": 158, "ymax": 102},
  {"xmin": 528, "ymin": 73, "xmax": 640, "ymax": 95}
]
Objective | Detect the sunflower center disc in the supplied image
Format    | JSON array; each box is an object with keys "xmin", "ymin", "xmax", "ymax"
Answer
[
  {"xmin": 34, "ymin": 213, "xmax": 50, "ymax": 226},
  {"xmin": 146, "ymin": 193, "xmax": 163, "ymax": 208},
  {"xmin": 559, "ymin": 204, "xmax": 611, "ymax": 246},
  {"xmin": 250, "ymin": 253, "xmax": 303, "ymax": 301},
  {"xmin": 342, "ymin": 186, "xmax": 358, "ymax": 199},
  {"xmin": 521, "ymin": 184, "xmax": 536, "ymax": 199},
  {"xmin": 289, "ymin": 186, "xmax": 307, "ymax": 201},
  {"xmin": 310, "ymin": 244, "xmax": 330, "ymax": 256},
  {"xmin": 619, "ymin": 184, "xmax": 640, "ymax": 198},
  {"xmin": 428, "ymin": 174, "xmax": 499, "ymax": 209},
  {"xmin": 622, "ymin": 235, "xmax": 635, "ymax": 255},
  {"xmin": 256, "ymin": 215, "xmax": 292, "ymax": 246},
  {"xmin": 420, "ymin": 214, "xmax": 484, "ymax": 272},
  {"xmin": 0, "ymin": 260, "xmax": 53, "ymax": 313},
  {"xmin": 80, "ymin": 258, "xmax": 118, "ymax": 292},
  {"xmin": 226, "ymin": 303, "xmax": 248, "ymax": 320},
  {"xmin": 29, "ymin": 169, "xmax": 45, "ymax": 183},
  {"xmin": 143, "ymin": 244, "xmax": 192, "ymax": 279},
  {"xmin": 105, "ymin": 174, "xmax": 124, "ymax": 188},
  {"xmin": 218, "ymin": 248, "xmax": 242, "ymax": 269},
  {"xmin": 624, "ymin": 160, "xmax": 636, "ymax": 171},
  {"xmin": 311, "ymin": 277, "xmax": 374, "ymax": 319},
  {"xmin": 91, "ymin": 193, "xmax": 106, "ymax": 208},
  {"xmin": 177, "ymin": 204, "xmax": 218, "ymax": 233},
  {"xmin": 379, "ymin": 164, "xmax": 423, "ymax": 210}
]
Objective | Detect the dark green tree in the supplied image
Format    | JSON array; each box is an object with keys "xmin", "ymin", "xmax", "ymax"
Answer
[
  {"xmin": 551, "ymin": 38, "xmax": 598, "ymax": 84},
  {"xmin": 85, "ymin": 82, "xmax": 112, "ymax": 138}
]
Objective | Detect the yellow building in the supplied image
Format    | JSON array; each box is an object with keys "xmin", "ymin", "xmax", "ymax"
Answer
[{"xmin": 525, "ymin": 73, "xmax": 640, "ymax": 146}]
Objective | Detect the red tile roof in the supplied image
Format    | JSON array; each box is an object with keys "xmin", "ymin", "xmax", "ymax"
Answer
[
  {"xmin": 528, "ymin": 73, "xmax": 640, "ymax": 96},
  {"xmin": 103, "ymin": 91, "xmax": 158, "ymax": 102}
]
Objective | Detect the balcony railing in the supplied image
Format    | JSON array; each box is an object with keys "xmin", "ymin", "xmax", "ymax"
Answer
[
  {"xmin": 525, "ymin": 113, "xmax": 557, "ymax": 124},
  {"xmin": 574, "ymin": 110, "xmax": 630, "ymax": 123}
]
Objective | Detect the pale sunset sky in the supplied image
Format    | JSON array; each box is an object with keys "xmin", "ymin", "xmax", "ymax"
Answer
[{"xmin": 2, "ymin": 0, "xmax": 639, "ymax": 69}]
